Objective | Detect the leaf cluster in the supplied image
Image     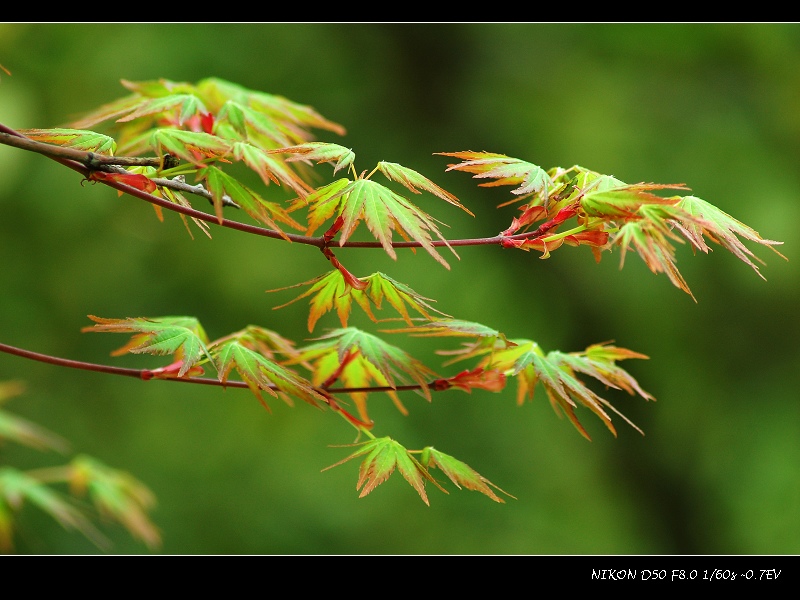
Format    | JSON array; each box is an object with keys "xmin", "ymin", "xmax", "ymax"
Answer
[{"xmin": 1, "ymin": 76, "xmax": 785, "ymax": 507}]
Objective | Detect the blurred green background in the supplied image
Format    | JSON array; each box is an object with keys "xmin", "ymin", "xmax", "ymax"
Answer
[{"xmin": 0, "ymin": 23, "xmax": 797, "ymax": 554}]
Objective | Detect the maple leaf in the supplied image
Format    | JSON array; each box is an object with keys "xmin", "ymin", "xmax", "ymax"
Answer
[
  {"xmin": 289, "ymin": 327, "xmax": 438, "ymax": 423},
  {"xmin": 0, "ymin": 382, "xmax": 69, "ymax": 453},
  {"xmin": 377, "ymin": 161, "xmax": 474, "ymax": 216},
  {"xmin": 384, "ymin": 318, "xmax": 515, "ymax": 367},
  {"xmin": 201, "ymin": 165, "xmax": 302, "ymax": 233},
  {"xmin": 270, "ymin": 142, "xmax": 355, "ymax": 175},
  {"xmin": 338, "ymin": 178, "xmax": 459, "ymax": 268},
  {"xmin": 419, "ymin": 447, "xmax": 515, "ymax": 503},
  {"xmin": 0, "ymin": 467, "xmax": 109, "ymax": 552},
  {"xmin": 476, "ymin": 339, "xmax": 651, "ymax": 440},
  {"xmin": 437, "ymin": 151, "xmax": 553, "ymax": 199},
  {"xmin": 675, "ymin": 195, "xmax": 786, "ymax": 277},
  {"xmin": 16, "ymin": 128, "xmax": 117, "ymax": 155},
  {"xmin": 82, "ymin": 315, "xmax": 212, "ymax": 378},
  {"xmin": 67, "ymin": 455, "xmax": 161, "ymax": 551},
  {"xmin": 229, "ymin": 140, "xmax": 314, "ymax": 199},
  {"xmin": 323, "ymin": 437, "xmax": 445, "ymax": 505},
  {"xmin": 208, "ymin": 337, "xmax": 325, "ymax": 410},
  {"xmin": 195, "ymin": 77, "xmax": 346, "ymax": 137},
  {"xmin": 270, "ymin": 269, "xmax": 448, "ymax": 333},
  {"xmin": 150, "ymin": 129, "xmax": 232, "ymax": 167}
]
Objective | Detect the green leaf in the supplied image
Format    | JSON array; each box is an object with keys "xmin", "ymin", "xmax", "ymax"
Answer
[
  {"xmin": 68, "ymin": 455, "xmax": 161, "ymax": 551},
  {"xmin": 323, "ymin": 437, "xmax": 444, "ymax": 505},
  {"xmin": 82, "ymin": 315, "xmax": 212, "ymax": 377},
  {"xmin": 201, "ymin": 165, "xmax": 302, "ymax": 232},
  {"xmin": 477, "ymin": 339, "xmax": 651, "ymax": 440},
  {"xmin": 338, "ymin": 178, "xmax": 458, "ymax": 268},
  {"xmin": 151, "ymin": 129, "xmax": 232, "ymax": 166},
  {"xmin": 116, "ymin": 93, "xmax": 209, "ymax": 126},
  {"xmin": 209, "ymin": 338, "xmax": 325, "ymax": 409},
  {"xmin": 17, "ymin": 128, "xmax": 117, "ymax": 155},
  {"xmin": 377, "ymin": 161, "xmax": 473, "ymax": 216},
  {"xmin": 676, "ymin": 195, "xmax": 785, "ymax": 277},
  {"xmin": 421, "ymin": 447, "xmax": 514, "ymax": 503},
  {"xmin": 230, "ymin": 141, "xmax": 314, "ymax": 198},
  {"xmin": 270, "ymin": 270, "xmax": 448, "ymax": 333},
  {"xmin": 0, "ymin": 467, "xmax": 108, "ymax": 551},
  {"xmin": 0, "ymin": 408, "xmax": 70, "ymax": 453}
]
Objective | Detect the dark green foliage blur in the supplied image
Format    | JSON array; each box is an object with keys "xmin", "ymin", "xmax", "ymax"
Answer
[{"xmin": 0, "ymin": 23, "xmax": 797, "ymax": 554}]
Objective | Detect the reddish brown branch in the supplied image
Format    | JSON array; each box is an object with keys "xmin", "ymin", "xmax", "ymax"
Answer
[{"xmin": 0, "ymin": 341, "xmax": 426, "ymax": 395}]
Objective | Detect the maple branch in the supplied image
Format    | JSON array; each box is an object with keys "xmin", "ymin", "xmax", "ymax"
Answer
[
  {"xmin": 0, "ymin": 124, "xmax": 544, "ymax": 251},
  {"xmin": 0, "ymin": 341, "xmax": 427, "ymax": 395}
]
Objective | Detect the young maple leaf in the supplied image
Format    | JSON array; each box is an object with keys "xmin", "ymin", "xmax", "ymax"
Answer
[
  {"xmin": 68, "ymin": 455, "xmax": 161, "ymax": 551},
  {"xmin": 82, "ymin": 315, "xmax": 212, "ymax": 378},
  {"xmin": 437, "ymin": 151, "xmax": 553, "ymax": 199},
  {"xmin": 151, "ymin": 129, "xmax": 232, "ymax": 167},
  {"xmin": 675, "ymin": 195, "xmax": 786, "ymax": 277},
  {"xmin": 419, "ymin": 447, "xmax": 515, "ymax": 503},
  {"xmin": 0, "ymin": 468, "xmax": 109, "ymax": 552},
  {"xmin": 289, "ymin": 328, "xmax": 438, "ymax": 423},
  {"xmin": 270, "ymin": 142, "xmax": 356, "ymax": 175},
  {"xmin": 16, "ymin": 128, "xmax": 117, "ymax": 155},
  {"xmin": 200, "ymin": 165, "xmax": 302, "ymax": 233},
  {"xmin": 383, "ymin": 318, "xmax": 515, "ymax": 367},
  {"xmin": 377, "ymin": 161, "xmax": 474, "ymax": 216},
  {"xmin": 323, "ymin": 437, "xmax": 445, "ymax": 505},
  {"xmin": 270, "ymin": 269, "xmax": 449, "ymax": 333},
  {"xmin": 478, "ymin": 339, "xmax": 652, "ymax": 440},
  {"xmin": 208, "ymin": 336, "xmax": 325, "ymax": 410}
]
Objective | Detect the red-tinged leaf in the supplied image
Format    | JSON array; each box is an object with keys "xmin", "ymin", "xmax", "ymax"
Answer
[
  {"xmin": 377, "ymin": 161, "xmax": 474, "ymax": 216},
  {"xmin": 323, "ymin": 437, "xmax": 444, "ymax": 505},
  {"xmin": 87, "ymin": 170, "xmax": 157, "ymax": 194},
  {"xmin": 68, "ymin": 93, "xmax": 151, "ymax": 130},
  {"xmin": 146, "ymin": 359, "xmax": 205, "ymax": 380},
  {"xmin": 438, "ymin": 151, "xmax": 553, "ymax": 198},
  {"xmin": 420, "ymin": 447, "xmax": 515, "ymax": 503},
  {"xmin": 580, "ymin": 181, "xmax": 686, "ymax": 219},
  {"xmin": 270, "ymin": 270, "xmax": 356, "ymax": 333},
  {"xmin": 612, "ymin": 218, "xmax": 696, "ymax": 300},
  {"xmin": 82, "ymin": 315, "xmax": 212, "ymax": 377},
  {"xmin": 270, "ymin": 142, "xmax": 355, "ymax": 175},
  {"xmin": 433, "ymin": 368, "xmax": 507, "ymax": 393},
  {"xmin": 195, "ymin": 78, "xmax": 346, "ymax": 137},
  {"xmin": 17, "ymin": 128, "xmax": 117, "ymax": 155},
  {"xmin": 289, "ymin": 328, "xmax": 437, "ymax": 421},
  {"xmin": 502, "ymin": 205, "xmax": 547, "ymax": 235}
]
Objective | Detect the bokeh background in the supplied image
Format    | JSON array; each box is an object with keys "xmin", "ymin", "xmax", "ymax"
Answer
[{"xmin": 0, "ymin": 23, "xmax": 797, "ymax": 554}]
